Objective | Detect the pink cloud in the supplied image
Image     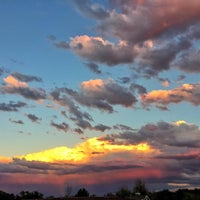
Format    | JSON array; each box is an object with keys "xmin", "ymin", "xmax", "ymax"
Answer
[
  {"xmin": 4, "ymin": 75, "xmax": 28, "ymax": 88},
  {"xmin": 141, "ymin": 83, "xmax": 200, "ymax": 108}
]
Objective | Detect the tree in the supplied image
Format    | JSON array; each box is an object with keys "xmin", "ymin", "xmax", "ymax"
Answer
[
  {"xmin": 0, "ymin": 190, "xmax": 15, "ymax": 200},
  {"xmin": 18, "ymin": 190, "xmax": 43, "ymax": 199},
  {"xmin": 75, "ymin": 188, "xmax": 89, "ymax": 197},
  {"xmin": 116, "ymin": 186, "xmax": 132, "ymax": 198},
  {"xmin": 133, "ymin": 179, "xmax": 148, "ymax": 195}
]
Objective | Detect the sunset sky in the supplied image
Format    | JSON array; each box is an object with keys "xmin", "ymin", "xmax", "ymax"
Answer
[{"xmin": 1, "ymin": 0, "xmax": 200, "ymax": 197}]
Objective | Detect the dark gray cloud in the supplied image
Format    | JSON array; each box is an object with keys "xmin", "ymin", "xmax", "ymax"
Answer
[
  {"xmin": 130, "ymin": 83, "xmax": 147, "ymax": 95},
  {"xmin": 137, "ymin": 38, "xmax": 191, "ymax": 77},
  {"xmin": 101, "ymin": 121, "xmax": 200, "ymax": 149},
  {"xmin": 118, "ymin": 77, "xmax": 131, "ymax": 84},
  {"xmin": 9, "ymin": 118, "xmax": 24, "ymax": 124},
  {"xmin": 0, "ymin": 85, "xmax": 47, "ymax": 101},
  {"xmin": 70, "ymin": 117, "xmax": 92, "ymax": 130},
  {"xmin": 78, "ymin": 79, "xmax": 137, "ymax": 111},
  {"xmin": 84, "ymin": 62, "xmax": 102, "ymax": 74},
  {"xmin": 93, "ymin": 124, "xmax": 111, "ymax": 132},
  {"xmin": 0, "ymin": 158, "xmax": 141, "ymax": 175},
  {"xmin": 50, "ymin": 88, "xmax": 93, "ymax": 130},
  {"xmin": 51, "ymin": 121, "xmax": 69, "ymax": 133},
  {"xmin": 11, "ymin": 72, "xmax": 42, "ymax": 82},
  {"xmin": 51, "ymin": 79, "xmax": 136, "ymax": 114},
  {"xmin": 73, "ymin": 128, "xmax": 83, "ymax": 134},
  {"xmin": 0, "ymin": 101, "xmax": 26, "ymax": 112},
  {"xmin": 26, "ymin": 114, "xmax": 41, "ymax": 123},
  {"xmin": 176, "ymin": 50, "xmax": 200, "ymax": 73},
  {"xmin": 113, "ymin": 124, "xmax": 135, "ymax": 131}
]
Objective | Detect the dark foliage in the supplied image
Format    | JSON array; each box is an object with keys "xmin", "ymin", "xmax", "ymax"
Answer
[
  {"xmin": 0, "ymin": 190, "xmax": 15, "ymax": 200},
  {"xmin": 75, "ymin": 188, "xmax": 90, "ymax": 197}
]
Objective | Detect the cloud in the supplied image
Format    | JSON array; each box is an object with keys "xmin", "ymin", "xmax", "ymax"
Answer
[
  {"xmin": 1, "ymin": 75, "xmax": 46, "ymax": 101},
  {"xmin": 130, "ymin": 83, "xmax": 147, "ymax": 95},
  {"xmin": 84, "ymin": 62, "xmax": 102, "ymax": 74},
  {"xmin": 176, "ymin": 50, "xmax": 200, "ymax": 73},
  {"xmin": 51, "ymin": 121, "xmax": 69, "ymax": 133},
  {"xmin": 113, "ymin": 124, "xmax": 135, "ymax": 131},
  {"xmin": 1, "ymin": 121, "xmax": 200, "ymax": 195},
  {"xmin": 0, "ymin": 101, "xmax": 27, "ymax": 112},
  {"xmin": 96, "ymin": 0, "xmax": 200, "ymax": 43},
  {"xmin": 26, "ymin": 114, "xmax": 41, "ymax": 123},
  {"xmin": 73, "ymin": 128, "xmax": 83, "ymax": 135},
  {"xmin": 141, "ymin": 82, "xmax": 200, "ymax": 108},
  {"xmin": 137, "ymin": 38, "xmax": 191, "ymax": 77},
  {"xmin": 93, "ymin": 124, "xmax": 111, "ymax": 132},
  {"xmin": 0, "ymin": 67, "xmax": 4, "ymax": 76},
  {"xmin": 9, "ymin": 118, "xmax": 24, "ymax": 124},
  {"xmin": 4, "ymin": 75, "xmax": 28, "ymax": 87},
  {"xmin": 16, "ymin": 137, "xmax": 152, "ymax": 164},
  {"xmin": 54, "ymin": 41, "xmax": 70, "ymax": 49},
  {"xmin": 101, "ymin": 121, "xmax": 200, "ymax": 149},
  {"xmin": 69, "ymin": 35, "xmax": 136, "ymax": 66},
  {"xmin": 72, "ymin": 0, "xmax": 110, "ymax": 20},
  {"xmin": 50, "ymin": 88, "xmax": 93, "ymax": 130},
  {"xmin": 63, "ymin": 0, "xmax": 200, "ymax": 78},
  {"xmin": 51, "ymin": 79, "xmax": 136, "ymax": 115},
  {"xmin": 11, "ymin": 72, "xmax": 42, "ymax": 82},
  {"xmin": 79, "ymin": 78, "xmax": 136, "ymax": 110}
]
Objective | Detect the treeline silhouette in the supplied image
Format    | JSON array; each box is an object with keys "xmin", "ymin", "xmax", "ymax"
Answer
[{"xmin": 1, "ymin": 180, "xmax": 200, "ymax": 200}]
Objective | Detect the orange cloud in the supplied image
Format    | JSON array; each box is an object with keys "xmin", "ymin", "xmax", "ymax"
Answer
[
  {"xmin": 0, "ymin": 156, "xmax": 12, "ymax": 164},
  {"xmin": 4, "ymin": 75, "xmax": 28, "ymax": 88},
  {"xmin": 141, "ymin": 83, "xmax": 200, "ymax": 107},
  {"xmin": 81, "ymin": 79, "xmax": 104, "ymax": 92}
]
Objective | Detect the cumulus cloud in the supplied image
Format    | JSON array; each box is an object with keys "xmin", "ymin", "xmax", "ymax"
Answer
[
  {"xmin": 0, "ymin": 75, "xmax": 46, "ymax": 101},
  {"xmin": 1, "ymin": 121, "xmax": 200, "ymax": 194},
  {"xmin": 4, "ymin": 75, "xmax": 28, "ymax": 88},
  {"xmin": 69, "ymin": 35, "xmax": 136, "ymax": 66},
  {"xmin": 97, "ymin": 0, "xmax": 200, "ymax": 42},
  {"xmin": 141, "ymin": 82, "xmax": 200, "ymax": 108},
  {"xmin": 61, "ymin": 0, "xmax": 200, "ymax": 77},
  {"xmin": 79, "ymin": 78, "xmax": 137, "ymax": 109},
  {"xmin": 51, "ymin": 79, "xmax": 136, "ymax": 114}
]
